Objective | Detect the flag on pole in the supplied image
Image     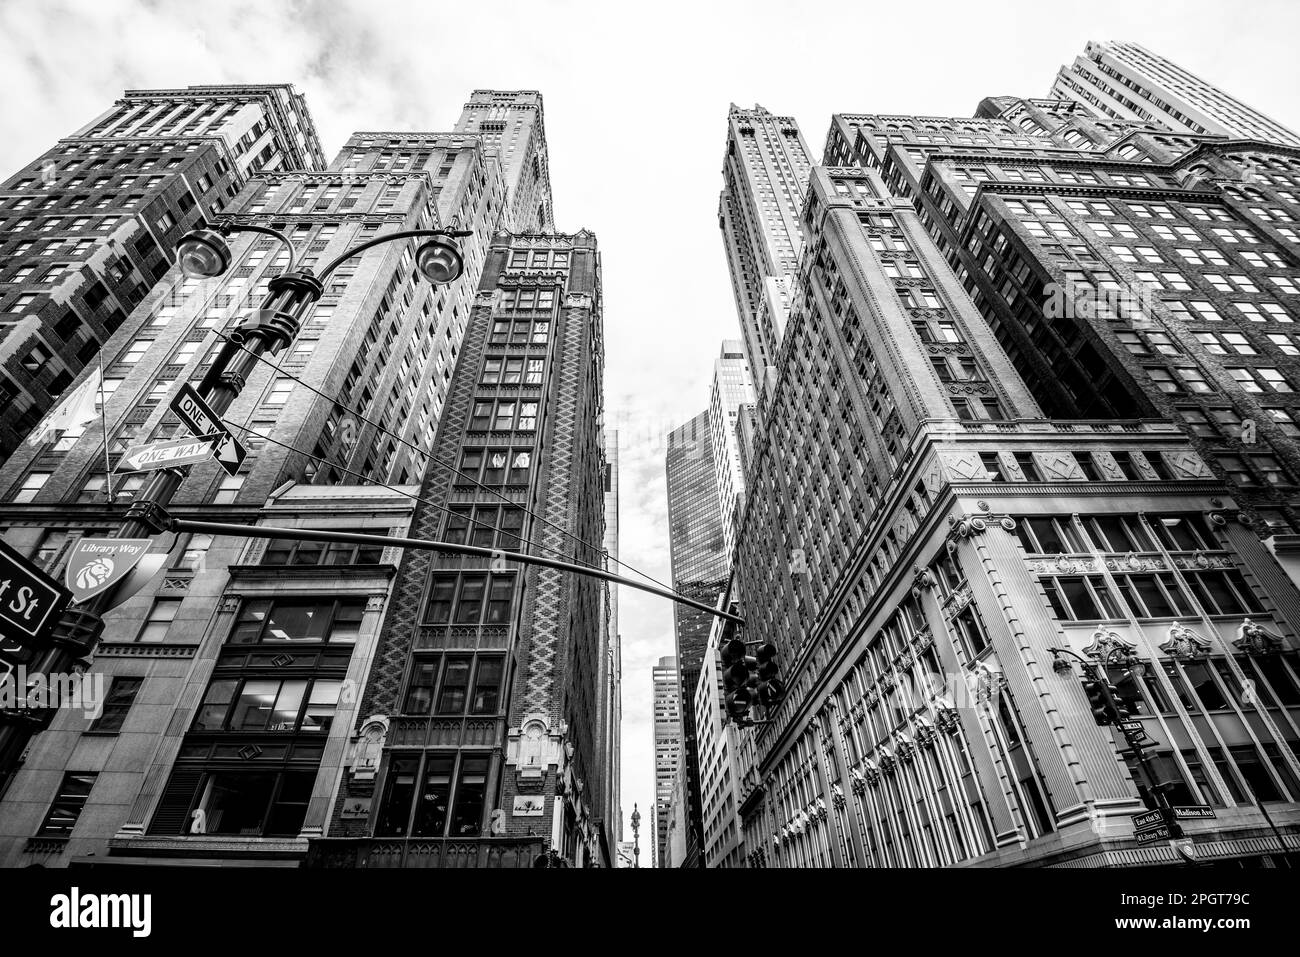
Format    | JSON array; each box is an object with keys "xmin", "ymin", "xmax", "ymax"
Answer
[{"xmin": 26, "ymin": 366, "xmax": 104, "ymax": 447}]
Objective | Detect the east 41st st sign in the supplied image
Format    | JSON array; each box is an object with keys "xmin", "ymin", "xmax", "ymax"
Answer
[{"xmin": 0, "ymin": 538, "xmax": 71, "ymax": 647}]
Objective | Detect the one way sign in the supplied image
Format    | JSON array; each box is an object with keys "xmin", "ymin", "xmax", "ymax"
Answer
[{"xmin": 170, "ymin": 382, "xmax": 246, "ymax": 476}]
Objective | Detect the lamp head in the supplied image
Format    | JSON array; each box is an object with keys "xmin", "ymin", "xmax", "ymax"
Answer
[
  {"xmin": 176, "ymin": 228, "xmax": 233, "ymax": 278},
  {"xmin": 415, "ymin": 234, "xmax": 464, "ymax": 285}
]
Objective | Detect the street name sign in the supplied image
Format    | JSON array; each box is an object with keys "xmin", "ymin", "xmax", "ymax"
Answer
[
  {"xmin": 170, "ymin": 383, "xmax": 246, "ymax": 476},
  {"xmin": 0, "ymin": 538, "xmax": 70, "ymax": 646},
  {"xmin": 1173, "ymin": 805, "xmax": 1217, "ymax": 821},
  {"xmin": 1135, "ymin": 825, "xmax": 1171, "ymax": 845},
  {"xmin": 1132, "ymin": 809, "xmax": 1164, "ymax": 831}
]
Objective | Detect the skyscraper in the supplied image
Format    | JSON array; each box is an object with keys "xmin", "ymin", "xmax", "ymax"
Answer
[
  {"xmin": 310, "ymin": 227, "xmax": 612, "ymax": 868},
  {"xmin": 664, "ymin": 410, "xmax": 730, "ymax": 864},
  {"xmin": 724, "ymin": 89, "xmax": 1300, "ymax": 868},
  {"xmin": 1051, "ymin": 42, "xmax": 1300, "ymax": 147},
  {"xmin": 651, "ymin": 655, "xmax": 680, "ymax": 867},
  {"xmin": 0, "ymin": 84, "xmax": 325, "ymax": 457},
  {"xmin": 0, "ymin": 88, "xmax": 608, "ymax": 869},
  {"xmin": 718, "ymin": 104, "xmax": 814, "ymax": 384}
]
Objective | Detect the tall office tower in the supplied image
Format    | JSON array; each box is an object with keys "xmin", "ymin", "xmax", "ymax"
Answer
[
  {"xmin": 709, "ymin": 340, "xmax": 757, "ymax": 558},
  {"xmin": 310, "ymin": 228, "xmax": 611, "ymax": 869},
  {"xmin": 0, "ymin": 98, "xmax": 520, "ymax": 866},
  {"xmin": 664, "ymin": 411, "xmax": 731, "ymax": 864},
  {"xmin": 1051, "ymin": 41, "xmax": 1300, "ymax": 147},
  {"xmin": 600, "ymin": 430, "xmax": 622, "ymax": 848},
  {"xmin": 719, "ymin": 104, "xmax": 814, "ymax": 383},
  {"xmin": 652, "ymin": 655, "xmax": 680, "ymax": 867},
  {"xmin": 730, "ymin": 145, "xmax": 1300, "ymax": 868},
  {"xmin": 826, "ymin": 100, "xmax": 1300, "ymax": 529},
  {"xmin": 0, "ymin": 84, "xmax": 325, "ymax": 457},
  {"xmin": 454, "ymin": 90, "xmax": 554, "ymax": 232}
]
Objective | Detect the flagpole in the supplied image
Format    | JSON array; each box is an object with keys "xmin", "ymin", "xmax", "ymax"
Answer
[{"xmin": 98, "ymin": 355, "xmax": 114, "ymax": 503}]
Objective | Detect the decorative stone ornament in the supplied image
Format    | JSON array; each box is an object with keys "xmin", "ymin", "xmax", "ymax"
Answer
[
  {"xmin": 1082, "ymin": 629, "xmax": 1138, "ymax": 661},
  {"xmin": 1159, "ymin": 622, "xmax": 1213, "ymax": 659},
  {"xmin": 1234, "ymin": 618, "xmax": 1284, "ymax": 656},
  {"xmin": 349, "ymin": 714, "xmax": 390, "ymax": 781}
]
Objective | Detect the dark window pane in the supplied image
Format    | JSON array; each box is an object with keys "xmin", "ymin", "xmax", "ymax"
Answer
[
  {"xmin": 437, "ymin": 657, "xmax": 471, "ymax": 714},
  {"xmin": 376, "ymin": 756, "xmax": 420, "ymax": 836},
  {"xmin": 1182, "ymin": 660, "xmax": 1228, "ymax": 711},
  {"xmin": 203, "ymin": 772, "xmax": 276, "ymax": 835},
  {"xmin": 450, "ymin": 756, "xmax": 490, "ymax": 836},
  {"xmin": 413, "ymin": 755, "xmax": 454, "ymax": 837},
  {"xmin": 471, "ymin": 658, "xmax": 503, "ymax": 714},
  {"xmin": 193, "ymin": 679, "xmax": 238, "ymax": 730},
  {"xmin": 404, "ymin": 660, "xmax": 438, "ymax": 714}
]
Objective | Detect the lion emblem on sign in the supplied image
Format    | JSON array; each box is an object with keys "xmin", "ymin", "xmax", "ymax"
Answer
[{"xmin": 75, "ymin": 556, "xmax": 115, "ymax": 591}]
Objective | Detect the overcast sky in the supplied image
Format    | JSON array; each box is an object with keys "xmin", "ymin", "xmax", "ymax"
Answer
[{"xmin": 3, "ymin": 0, "xmax": 1298, "ymax": 851}]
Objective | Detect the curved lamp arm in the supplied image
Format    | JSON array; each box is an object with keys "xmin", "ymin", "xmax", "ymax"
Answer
[
  {"xmin": 316, "ymin": 228, "xmax": 473, "ymax": 282},
  {"xmin": 210, "ymin": 220, "xmax": 299, "ymax": 272}
]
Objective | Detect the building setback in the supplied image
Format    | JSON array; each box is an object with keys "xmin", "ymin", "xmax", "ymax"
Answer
[
  {"xmin": 0, "ymin": 85, "xmax": 325, "ymax": 458},
  {"xmin": 311, "ymin": 228, "xmax": 613, "ymax": 869},
  {"xmin": 1051, "ymin": 41, "xmax": 1300, "ymax": 147}
]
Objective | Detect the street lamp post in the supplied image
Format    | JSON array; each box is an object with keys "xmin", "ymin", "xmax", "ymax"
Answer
[
  {"xmin": 0, "ymin": 218, "xmax": 470, "ymax": 776},
  {"xmin": 630, "ymin": 803, "xmax": 641, "ymax": 868}
]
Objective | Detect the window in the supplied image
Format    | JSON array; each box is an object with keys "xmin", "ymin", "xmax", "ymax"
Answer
[
  {"xmin": 265, "ymin": 377, "xmax": 293, "ymax": 405},
  {"xmin": 36, "ymin": 772, "xmax": 98, "ymax": 837},
  {"xmin": 213, "ymin": 474, "xmax": 244, "ymax": 503},
  {"xmin": 1181, "ymin": 659, "xmax": 1230, "ymax": 711},
  {"xmin": 376, "ymin": 751, "xmax": 490, "ymax": 838},
  {"xmin": 443, "ymin": 505, "xmax": 525, "ymax": 550},
  {"xmin": 230, "ymin": 597, "xmax": 364, "ymax": 644},
  {"xmin": 422, "ymin": 573, "xmax": 515, "ymax": 626},
  {"xmin": 1041, "ymin": 575, "xmax": 1121, "ymax": 621},
  {"xmin": 87, "ymin": 677, "xmax": 143, "ymax": 733},
  {"xmin": 1183, "ymin": 570, "xmax": 1263, "ymax": 615},
  {"xmin": 12, "ymin": 471, "xmax": 50, "ymax": 503},
  {"xmin": 194, "ymin": 677, "xmax": 340, "ymax": 733},
  {"xmin": 1013, "ymin": 516, "xmax": 1086, "ymax": 554},
  {"xmin": 152, "ymin": 769, "xmax": 315, "ymax": 837},
  {"xmin": 1114, "ymin": 573, "xmax": 1193, "ymax": 618},
  {"xmin": 136, "ymin": 598, "xmax": 181, "ymax": 642},
  {"xmin": 261, "ymin": 535, "xmax": 383, "ymax": 566},
  {"xmin": 1082, "ymin": 514, "xmax": 1152, "ymax": 552}
]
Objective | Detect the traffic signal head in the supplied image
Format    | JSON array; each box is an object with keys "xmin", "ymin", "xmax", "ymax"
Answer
[
  {"xmin": 721, "ymin": 637, "xmax": 747, "ymax": 667},
  {"xmin": 1083, "ymin": 672, "xmax": 1127, "ymax": 726},
  {"xmin": 758, "ymin": 677, "xmax": 786, "ymax": 710}
]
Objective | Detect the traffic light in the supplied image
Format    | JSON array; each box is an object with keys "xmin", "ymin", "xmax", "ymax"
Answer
[
  {"xmin": 1082, "ymin": 670, "xmax": 1128, "ymax": 726},
  {"xmin": 720, "ymin": 635, "xmax": 756, "ymax": 723},
  {"xmin": 755, "ymin": 641, "xmax": 785, "ymax": 711}
]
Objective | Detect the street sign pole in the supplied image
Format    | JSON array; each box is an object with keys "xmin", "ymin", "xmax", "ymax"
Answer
[{"xmin": 0, "ymin": 271, "xmax": 323, "ymax": 780}]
